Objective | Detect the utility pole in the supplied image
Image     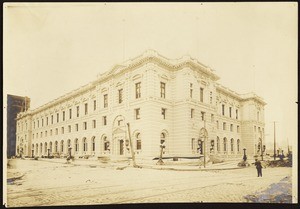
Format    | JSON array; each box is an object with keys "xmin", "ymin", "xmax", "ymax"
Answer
[
  {"xmin": 273, "ymin": 121, "xmax": 277, "ymax": 160},
  {"xmin": 203, "ymin": 119, "xmax": 206, "ymax": 168},
  {"xmin": 126, "ymin": 123, "xmax": 138, "ymax": 168},
  {"xmin": 287, "ymin": 138, "xmax": 290, "ymax": 153}
]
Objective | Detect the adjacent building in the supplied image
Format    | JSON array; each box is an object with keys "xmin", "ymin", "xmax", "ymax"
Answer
[
  {"xmin": 7, "ymin": 94, "xmax": 30, "ymax": 157},
  {"xmin": 16, "ymin": 50, "xmax": 266, "ymax": 160}
]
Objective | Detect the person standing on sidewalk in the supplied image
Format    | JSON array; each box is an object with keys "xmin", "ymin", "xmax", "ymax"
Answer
[{"xmin": 254, "ymin": 159, "xmax": 263, "ymax": 177}]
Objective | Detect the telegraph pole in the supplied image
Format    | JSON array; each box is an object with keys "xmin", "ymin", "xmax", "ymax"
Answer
[
  {"xmin": 126, "ymin": 123, "xmax": 138, "ymax": 168},
  {"xmin": 273, "ymin": 121, "xmax": 277, "ymax": 160}
]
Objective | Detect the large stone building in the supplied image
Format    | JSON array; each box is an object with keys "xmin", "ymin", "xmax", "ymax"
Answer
[
  {"xmin": 7, "ymin": 94, "xmax": 30, "ymax": 157},
  {"xmin": 16, "ymin": 50, "xmax": 266, "ymax": 160}
]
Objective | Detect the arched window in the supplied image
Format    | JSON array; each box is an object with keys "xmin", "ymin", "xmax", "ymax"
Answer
[
  {"xmin": 237, "ymin": 139, "xmax": 240, "ymax": 153},
  {"xmin": 60, "ymin": 140, "xmax": 64, "ymax": 153},
  {"xmin": 136, "ymin": 133, "xmax": 141, "ymax": 150},
  {"xmin": 217, "ymin": 137, "xmax": 220, "ymax": 152},
  {"xmin": 104, "ymin": 137, "xmax": 110, "ymax": 151},
  {"xmin": 160, "ymin": 132, "xmax": 167, "ymax": 154},
  {"xmin": 67, "ymin": 139, "xmax": 71, "ymax": 149},
  {"xmin": 75, "ymin": 139, "xmax": 79, "ymax": 152},
  {"xmin": 91, "ymin": 137, "xmax": 95, "ymax": 152},
  {"xmin": 49, "ymin": 142, "xmax": 53, "ymax": 153},
  {"xmin": 83, "ymin": 138, "xmax": 87, "ymax": 152},
  {"xmin": 44, "ymin": 142, "xmax": 47, "ymax": 154},
  {"xmin": 55, "ymin": 141, "xmax": 58, "ymax": 153},
  {"xmin": 223, "ymin": 138, "xmax": 227, "ymax": 152},
  {"xmin": 40, "ymin": 143, "xmax": 43, "ymax": 155},
  {"xmin": 210, "ymin": 140, "xmax": 214, "ymax": 153},
  {"xmin": 230, "ymin": 138, "xmax": 234, "ymax": 152},
  {"xmin": 24, "ymin": 144, "xmax": 27, "ymax": 155},
  {"xmin": 36, "ymin": 143, "xmax": 38, "ymax": 155}
]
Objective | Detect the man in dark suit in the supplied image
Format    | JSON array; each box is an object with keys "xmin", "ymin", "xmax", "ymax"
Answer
[{"xmin": 255, "ymin": 159, "xmax": 263, "ymax": 177}]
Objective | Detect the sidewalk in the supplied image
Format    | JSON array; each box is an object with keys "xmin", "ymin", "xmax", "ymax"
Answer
[{"xmin": 32, "ymin": 157, "xmax": 244, "ymax": 171}]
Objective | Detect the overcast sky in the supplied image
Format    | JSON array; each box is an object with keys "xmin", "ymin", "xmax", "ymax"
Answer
[{"xmin": 4, "ymin": 3, "xmax": 297, "ymax": 151}]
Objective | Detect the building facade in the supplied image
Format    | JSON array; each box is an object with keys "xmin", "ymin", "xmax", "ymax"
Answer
[
  {"xmin": 16, "ymin": 50, "xmax": 266, "ymax": 160},
  {"xmin": 7, "ymin": 94, "xmax": 30, "ymax": 157}
]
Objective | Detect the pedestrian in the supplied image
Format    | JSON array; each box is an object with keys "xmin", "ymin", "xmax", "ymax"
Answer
[{"xmin": 254, "ymin": 159, "xmax": 262, "ymax": 177}]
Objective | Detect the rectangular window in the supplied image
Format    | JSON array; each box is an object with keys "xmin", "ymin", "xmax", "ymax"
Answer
[
  {"xmin": 135, "ymin": 108, "xmax": 140, "ymax": 120},
  {"xmin": 136, "ymin": 140, "xmax": 142, "ymax": 150},
  {"xmin": 36, "ymin": 133, "xmax": 38, "ymax": 139},
  {"xmin": 42, "ymin": 119, "xmax": 44, "ymax": 127},
  {"xmin": 103, "ymin": 116, "xmax": 107, "ymax": 126},
  {"xmin": 46, "ymin": 117, "xmax": 48, "ymax": 126},
  {"xmin": 94, "ymin": 100, "xmax": 96, "ymax": 110},
  {"xmin": 63, "ymin": 111, "xmax": 65, "ymax": 121},
  {"xmin": 83, "ymin": 122, "xmax": 87, "ymax": 130},
  {"xmin": 223, "ymin": 122, "xmax": 226, "ymax": 130},
  {"xmin": 135, "ymin": 82, "xmax": 141, "ymax": 99},
  {"xmin": 85, "ymin": 103, "xmax": 88, "ymax": 115},
  {"xmin": 161, "ymin": 108, "xmax": 166, "ymax": 119},
  {"xmin": 51, "ymin": 115, "xmax": 53, "ymax": 124},
  {"xmin": 229, "ymin": 107, "xmax": 232, "ymax": 118},
  {"xmin": 50, "ymin": 129, "xmax": 52, "ymax": 136},
  {"xmin": 191, "ymin": 109, "xmax": 194, "ymax": 118},
  {"xmin": 61, "ymin": 127, "xmax": 64, "ymax": 134},
  {"xmin": 69, "ymin": 108, "xmax": 72, "ymax": 119},
  {"xmin": 93, "ymin": 120, "xmax": 96, "ymax": 128},
  {"xmin": 190, "ymin": 83, "xmax": 193, "ymax": 98},
  {"xmin": 230, "ymin": 124, "xmax": 233, "ymax": 132},
  {"xmin": 236, "ymin": 109, "xmax": 238, "ymax": 119},
  {"xmin": 160, "ymin": 82, "xmax": 166, "ymax": 98},
  {"xmin": 77, "ymin": 106, "xmax": 79, "ymax": 117},
  {"xmin": 200, "ymin": 88, "xmax": 204, "ymax": 102},
  {"xmin": 68, "ymin": 125, "xmax": 71, "ymax": 133},
  {"xmin": 237, "ymin": 125, "xmax": 240, "ymax": 133},
  {"xmin": 118, "ymin": 89, "xmax": 123, "ymax": 103},
  {"xmin": 222, "ymin": 104, "xmax": 225, "ymax": 116},
  {"xmin": 201, "ymin": 112, "xmax": 205, "ymax": 121},
  {"xmin": 104, "ymin": 94, "xmax": 108, "ymax": 108},
  {"xmin": 40, "ymin": 132, "xmax": 43, "ymax": 138},
  {"xmin": 75, "ymin": 124, "xmax": 79, "ymax": 131},
  {"xmin": 57, "ymin": 113, "xmax": 59, "ymax": 123}
]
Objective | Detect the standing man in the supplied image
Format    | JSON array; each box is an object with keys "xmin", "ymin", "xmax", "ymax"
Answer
[{"xmin": 254, "ymin": 159, "xmax": 263, "ymax": 177}]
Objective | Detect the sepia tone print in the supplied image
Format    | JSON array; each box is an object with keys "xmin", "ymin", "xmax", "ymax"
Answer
[{"xmin": 3, "ymin": 3, "xmax": 297, "ymax": 207}]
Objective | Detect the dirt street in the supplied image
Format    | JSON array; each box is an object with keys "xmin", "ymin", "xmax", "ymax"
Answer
[{"xmin": 6, "ymin": 159, "xmax": 292, "ymax": 207}]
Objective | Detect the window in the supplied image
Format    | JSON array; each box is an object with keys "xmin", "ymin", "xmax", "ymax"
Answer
[
  {"xmin": 83, "ymin": 138, "xmax": 87, "ymax": 152},
  {"xmin": 104, "ymin": 94, "xmax": 108, "ymax": 108},
  {"xmin": 210, "ymin": 91, "xmax": 212, "ymax": 104},
  {"xmin": 61, "ymin": 127, "xmax": 64, "ymax": 134},
  {"xmin": 117, "ymin": 119, "xmax": 123, "ymax": 126},
  {"xmin": 229, "ymin": 107, "xmax": 232, "ymax": 118},
  {"xmin": 57, "ymin": 113, "xmax": 59, "ymax": 123},
  {"xmin": 257, "ymin": 111, "xmax": 260, "ymax": 121},
  {"xmin": 94, "ymin": 100, "xmax": 96, "ymax": 110},
  {"xmin": 60, "ymin": 140, "xmax": 64, "ymax": 153},
  {"xmin": 190, "ymin": 83, "xmax": 193, "ymax": 98},
  {"xmin": 160, "ymin": 82, "xmax": 166, "ymax": 98},
  {"xmin": 92, "ymin": 137, "xmax": 95, "ymax": 151},
  {"xmin": 191, "ymin": 109, "xmax": 194, "ymax": 118},
  {"xmin": 201, "ymin": 112, "xmax": 205, "ymax": 121},
  {"xmin": 223, "ymin": 138, "xmax": 227, "ymax": 152},
  {"xmin": 200, "ymin": 88, "xmax": 204, "ymax": 102},
  {"xmin": 45, "ymin": 131, "xmax": 47, "ymax": 137},
  {"xmin": 85, "ymin": 103, "xmax": 88, "ymax": 115},
  {"xmin": 92, "ymin": 120, "xmax": 96, "ymax": 128},
  {"xmin": 136, "ymin": 133, "xmax": 141, "ymax": 150},
  {"xmin": 69, "ymin": 108, "xmax": 72, "ymax": 119},
  {"xmin": 50, "ymin": 129, "xmax": 52, "ymax": 136},
  {"xmin": 36, "ymin": 133, "xmax": 38, "ymax": 138},
  {"xmin": 77, "ymin": 106, "xmax": 79, "ymax": 117},
  {"xmin": 230, "ymin": 138, "xmax": 234, "ymax": 152},
  {"xmin": 191, "ymin": 138, "xmax": 195, "ymax": 150},
  {"xmin": 222, "ymin": 104, "xmax": 225, "ymax": 116},
  {"xmin": 223, "ymin": 122, "xmax": 226, "ymax": 130},
  {"xmin": 51, "ymin": 115, "xmax": 53, "ymax": 124},
  {"xmin": 104, "ymin": 138, "xmax": 110, "ymax": 151},
  {"xmin": 75, "ymin": 124, "xmax": 78, "ymax": 131},
  {"xmin": 118, "ymin": 89, "xmax": 123, "ymax": 103},
  {"xmin": 63, "ymin": 111, "xmax": 65, "ymax": 121},
  {"xmin": 46, "ymin": 117, "xmax": 48, "ymax": 126},
  {"xmin": 42, "ymin": 119, "xmax": 44, "ymax": 127},
  {"xmin": 236, "ymin": 109, "xmax": 238, "ymax": 119},
  {"xmin": 103, "ymin": 116, "xmax": 107, "ymax": 126},
  {"xmin": 237, "ymin": 125, "xmax": 240, "ymax": 133},
  {"xmin": 33, "ymin": 134, "xmax": 34, "ymax": 139},
  {"xmin": 68, "ymin": 125, "xmax": 71, "ymax": 133},
  {"xmin": 135, "ymin": 108, "xmax": 140, "ymax": 120},
  {"xmin": 34, "ymin": 121, "xmax": 35, "ymax": 129},
  {"xmin": 216, "ymin": 120, "xmax": 219, "ymax": 129},
  {"xmin": 55, "ymin": 128, "xmax": 58, "ymax": 135},
  {"xmin": 162, "ymin": 108, "xmax": 166, "ymax": 119},
  {"xmin": 55, "ymin": 141, "xmax": 58, "ymax": 153},
  {"xmin": 237, "ymin": 139, "xmax": 240, "ymax": 152},
  {"xmin": 230, "ymin": 124, "xmax": 233, "ymax": 132},
  {"xmin": 40, "ymin": 132, "xmax": 43, "ymax": 138},
  {"xmin": 38, "ymin": 120, "xmax": 39, "ymax": 128},
  {"xmin": 211, "ymin": 114, "xmax": 214, "ymax": 123},
  {"xmin": 135, "ymin": 82, "xmax": 141, "ymax": 99},
  {"xmin": 83, "ymin": 122, "xmax": 87, "ymax": 130},
  {"xmin": 75, "ymin": 139, "xmax": 79, "ymax": 152}
]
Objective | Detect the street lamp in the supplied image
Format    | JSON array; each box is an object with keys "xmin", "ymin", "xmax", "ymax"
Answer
[{"xmin": 243, "ymin": 148, "xmax": 247, "ymax": 161}]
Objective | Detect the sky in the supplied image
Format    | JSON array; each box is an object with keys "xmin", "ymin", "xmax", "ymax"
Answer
[{"xmin": 3, "ymin": 2, "xmax": 298, "ymax": 151}]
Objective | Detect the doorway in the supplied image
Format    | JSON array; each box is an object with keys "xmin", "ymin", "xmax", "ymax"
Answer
[{"xmin": 120, "ymin": 140, "xmax": 124, "ymax": 155}]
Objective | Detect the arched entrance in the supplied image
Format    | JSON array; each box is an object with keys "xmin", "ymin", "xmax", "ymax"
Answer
[{"xmin": 112, "ymin": 115, "xmax": 127, "ymax": 156}]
